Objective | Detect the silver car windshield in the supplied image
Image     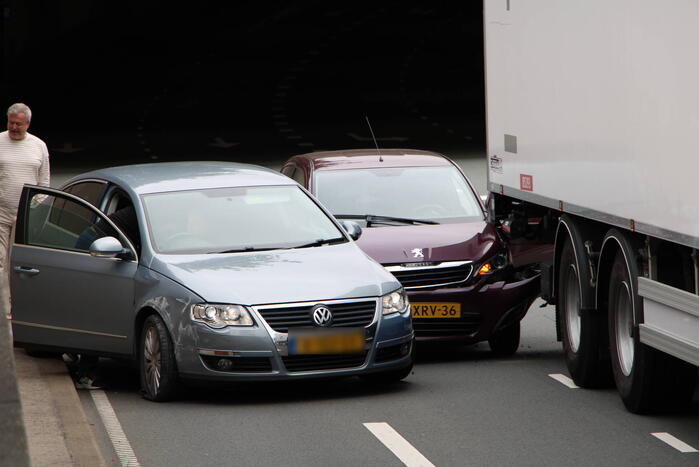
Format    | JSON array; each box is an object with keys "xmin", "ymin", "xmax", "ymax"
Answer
[
  {"xmin": 315, "ymin": 166, "xmax": 484, "ymax": 223},
  {"xmin": 142, "ymin": 185, "xmax": 346, "ymax": 254}
]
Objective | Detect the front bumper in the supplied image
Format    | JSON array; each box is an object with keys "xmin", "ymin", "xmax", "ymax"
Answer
[
  {"xmin": 408, "ymin": 274, "xmax": 540, "ymax": 343},
  {"xmin": 175, "ymin": 301, "xmax": 413, "ymax": 382}
]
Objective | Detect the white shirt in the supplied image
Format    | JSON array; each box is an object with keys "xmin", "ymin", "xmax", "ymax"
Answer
[{"xmin": 0, "ymin": 131, "xmax": 50, "ymax": 225}]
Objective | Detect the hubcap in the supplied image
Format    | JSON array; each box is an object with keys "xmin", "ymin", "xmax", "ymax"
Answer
[
  {"xmin": 615, "ymin": 280, "xmax": 634, "ymax": 376},
  {"xmin": 564, "ymin": 264, "xmax": 582, "ymax": 352},
  {"xmin": 144, "ymin": 326, "xmax": 161, "ymax": 394}
]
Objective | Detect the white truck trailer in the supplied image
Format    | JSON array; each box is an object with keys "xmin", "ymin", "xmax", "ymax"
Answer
[{"xmin": 484, "ymin": 0, "xmax": 699, "ymax": 413}]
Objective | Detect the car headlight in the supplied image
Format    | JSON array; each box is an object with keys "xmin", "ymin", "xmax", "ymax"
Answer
[
  {"xmin": 382, "ymin": 288, "xmax": 408, "ymax": 315},
  {"xmin": 477, "ymin": 251, "xmax": 509, "ymax": 276},
  {"xmin": 191, "ymin": 304, "xmax": 254, "ymax": 328}
]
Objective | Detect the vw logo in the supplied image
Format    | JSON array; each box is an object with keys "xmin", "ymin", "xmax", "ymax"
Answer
[
  {"xmin": 312, "ymin": 305, "xmax": 333, "ymax": 327},
  {"xmin": 411, "ymin": 248, "xmax": 424, "ymax": 259}
]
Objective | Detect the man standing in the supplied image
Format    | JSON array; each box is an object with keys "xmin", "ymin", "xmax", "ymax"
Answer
[{"xmin": 0, "ymin": 103, "xmax": 50, "ymax": 320}]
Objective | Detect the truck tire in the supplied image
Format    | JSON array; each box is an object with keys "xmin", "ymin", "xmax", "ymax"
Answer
[
  {"xmin": 557, "ymin": 238, "xmax": 611, "ymax": 387},
  {"xmin": 607, "ymin": 250, "xmax": 697, "ymax": 413}
]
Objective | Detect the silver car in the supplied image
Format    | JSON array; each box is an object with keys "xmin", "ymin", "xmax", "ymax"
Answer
[{"xmin": 11, "ymin": 162, "xmax": 414, "ymax": 401}]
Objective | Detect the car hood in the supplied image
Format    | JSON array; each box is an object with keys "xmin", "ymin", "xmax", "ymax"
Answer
[
  {"xmin": 149, "ymin": 242, "xmax": 399, "ymax": 305},
  {"xmin": 355, "ymin": 221, "xmax": 501, "ymax": 265}
]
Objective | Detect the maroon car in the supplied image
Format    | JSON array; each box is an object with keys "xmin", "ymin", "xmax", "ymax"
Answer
[{"xmin": 281, "ymin": 149, "xmax": 540, "ymax": 355}]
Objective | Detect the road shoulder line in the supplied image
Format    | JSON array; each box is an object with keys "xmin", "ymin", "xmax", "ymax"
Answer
[{"xmin": 90, "ymin": 390, "xmax": 140, "ymax": 466}]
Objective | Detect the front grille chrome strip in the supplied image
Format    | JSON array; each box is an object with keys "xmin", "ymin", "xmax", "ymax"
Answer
[
  {"xmin": 385, "ymin": 260, "xmax": 474, "ymax": 289},
  {"xmin": 385, "ymin": 260, "xmax": 473, "ymax": 272}
]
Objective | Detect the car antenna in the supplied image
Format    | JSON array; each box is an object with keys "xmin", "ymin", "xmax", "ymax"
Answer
[{"xmin": 365, "ymin": 116, "xmax": 383, "ymax": 162}]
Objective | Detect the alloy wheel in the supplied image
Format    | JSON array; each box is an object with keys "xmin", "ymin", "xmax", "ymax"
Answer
[
  {"xmin": 144, "ymin": 326, "xmax": 162, "ymax": 395},
  {"xmin": 564, "ymin": 264, "xmax": 582, "ymax": 352}
]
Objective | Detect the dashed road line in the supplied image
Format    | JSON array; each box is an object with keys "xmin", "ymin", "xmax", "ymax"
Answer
[
  {"xmin": 364, "ymin": 422, "xmax": 435, "ymax": 467},
  {"xmin": 548, "ymin": 373, "xmax": 579, "ymax": 388},
  {"xmin": 651, "ymin": 433, "xmax": 698, "ymax": 453},
  {"xmin": 90, "ymin": 390, "xmax": 140, "ymax": 467}
]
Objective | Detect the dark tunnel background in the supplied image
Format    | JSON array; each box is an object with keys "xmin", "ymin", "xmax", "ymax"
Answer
[{"xmin": 0, "ymin": 1, "xmax": 485, "ymax": 167}]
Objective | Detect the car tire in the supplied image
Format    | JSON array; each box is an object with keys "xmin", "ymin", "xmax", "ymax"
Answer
[
  {"xmin": 557, "ymin": 238, "xmax": 612, "ymax": 387},
  {"xmin": 140, "ymin": 314, "xmax": 179, "ymax": 402},
  {"xmin": 488, "ymin": 321, "xmax": 520, "ymax": 356},
  {"xmin": 607, "ymin": 250, "xmax": 697, "ymax": 413}
]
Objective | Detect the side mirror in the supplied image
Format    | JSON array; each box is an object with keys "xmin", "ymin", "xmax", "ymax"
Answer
[
  {"xmin": 89, "ymin": 236, "xmax": 129, "ymax": 259},
  {"xmin": 339, "ymin": 220, "xmax": 362, "ymax": 241}
]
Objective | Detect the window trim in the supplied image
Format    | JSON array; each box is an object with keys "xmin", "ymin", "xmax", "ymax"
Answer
[{"xmin": 16, "ymin": 185, "xmax": 138, "ymax": 262}]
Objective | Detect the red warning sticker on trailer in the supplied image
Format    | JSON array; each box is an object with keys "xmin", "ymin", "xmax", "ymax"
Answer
[{"xmin": 520, "ymin": 174, "xmax": 533, "ymax": 191}]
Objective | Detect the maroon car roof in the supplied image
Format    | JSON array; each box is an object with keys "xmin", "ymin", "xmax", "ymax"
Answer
[{"xmin": 292, "ymin": 149, "xmax": 453, "ymax": 170}]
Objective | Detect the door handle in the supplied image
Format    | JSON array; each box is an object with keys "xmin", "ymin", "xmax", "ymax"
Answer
[{"xmin": 13, "ymin": 266, "xmax": 40, "ymax": 276}]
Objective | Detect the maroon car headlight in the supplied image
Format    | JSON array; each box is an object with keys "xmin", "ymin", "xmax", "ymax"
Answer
[
  {"xmin": 382, "ymin": 288, "xmax": 408, "ymax": 315},
  {"xmin": 477, "ymin": 251, "xmax": 509, "ymax": 277}
]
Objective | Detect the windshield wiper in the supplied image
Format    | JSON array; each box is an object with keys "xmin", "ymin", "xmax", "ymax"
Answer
[
  {"xmin": 291, "ymin": 236, "xmax": 347, "ymax": 249},
  {"xmin": 334, "ymin": 214, "xmax": 439, "ymax": 226},
  {"xmin": 210, "ymin": 246, "xmax": 283, "ymax": 254}
]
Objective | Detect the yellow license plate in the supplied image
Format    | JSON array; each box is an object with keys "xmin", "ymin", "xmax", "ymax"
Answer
[
  {"xmin": 411, "ymin": 303, "xmax": 461, "ymax": 318},
  {"xmin": 289, "ymin": 329, "xmax": 365, "ymax": 355}
]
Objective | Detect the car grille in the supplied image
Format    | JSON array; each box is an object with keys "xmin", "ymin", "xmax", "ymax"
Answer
[
  {"xmin": 412, "ymin": 312, "xmax": 482, "ymax": 336},
  {"xmin": 386, "ymin": 261, "xmax": 474, "ymax": 289},
  {"xmin": 282, "ymin": 352, "xmax": 368, "ymax": 372},
  {"xmin": 256, "ymin": 300, "xmax": 376, "ymax": 333}
]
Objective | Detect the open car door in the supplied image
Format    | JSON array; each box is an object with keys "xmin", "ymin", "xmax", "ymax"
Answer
[{"xmin": 11, "ymin": 185, "xmax": 137, "ymax": 356}]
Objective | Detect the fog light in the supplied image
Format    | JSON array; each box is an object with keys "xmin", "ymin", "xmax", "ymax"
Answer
[
  {"xmin": 216, "ymin": 358, "xmax": 233, "ymax": 371},
  {"xmin": 400, "ymin": 343, "xmax": 409, "ymax": 356}
]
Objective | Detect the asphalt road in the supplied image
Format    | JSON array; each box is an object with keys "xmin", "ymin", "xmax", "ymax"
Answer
[{"xmin": 77, "ymin": 301, "xmax": 699, "ymax": 467}]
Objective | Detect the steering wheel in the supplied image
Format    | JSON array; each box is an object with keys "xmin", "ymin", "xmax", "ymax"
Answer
[{"xmin": 414, "ymin": 204, "xmax": 448, "ymax": 219}]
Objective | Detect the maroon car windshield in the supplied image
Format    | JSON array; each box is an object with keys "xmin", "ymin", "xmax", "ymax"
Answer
[{"xmin": 314, "ymin": 166, "xmax": 484, "ymax": 224}]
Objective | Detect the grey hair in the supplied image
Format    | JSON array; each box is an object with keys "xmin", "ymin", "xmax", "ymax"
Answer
[{"xmin": 7, "ymin": 103, "xmax": 32, "ymax": 122}]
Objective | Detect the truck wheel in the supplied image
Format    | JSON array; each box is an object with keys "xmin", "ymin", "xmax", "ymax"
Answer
[
  {"xmin": 557, "ymin": 239, "xmax": 611, "ymax": 387},
  {"xmin": 140, "ymin": 314, "xmax": 179, "ymax": 402},
  {"xmin": 488, "ymin": 321, "xmax": 520, "ymax": 356},
  {"xmin": 607, "ymin": 251, "xmax": 696, "ymax": 413}
]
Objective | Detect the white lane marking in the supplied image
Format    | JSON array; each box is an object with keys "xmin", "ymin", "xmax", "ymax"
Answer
[
  {"xmin": 548, "ymin": 373, "xmax": 579, "ymax": 388},
  {"xmin": 651, "ymin": 433, "xmax": 698, "ymax": 453},
  {"xmin": 364, "ymin": 422, "xmax": 435, "ymax": 467},
  {"xmin": 90, "ymin": 390, "xmax": 141, "ymax": 467}
]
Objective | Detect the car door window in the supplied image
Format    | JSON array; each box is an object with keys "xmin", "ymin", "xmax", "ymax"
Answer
[
  {"xmin": 63, "ymin": 181, "xmax": 108, "ymax": 206},
  {"xmin": 291, "ymin": 168, "xmax": 306, "ymax": 186},
  {"xmin": 103, "ymin": 190, "xmax": 141, "ymax": 255},
  {"xmin": 281, "ymin": 165, "xmax": 295, "ymax": 178},
  {"xmin": 282, "ymin": 165, "xmax": 306, "ymax": 187},
  {"xmin": 19, "ymin": 190, "xmax": 121, "ymax": 253}
]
